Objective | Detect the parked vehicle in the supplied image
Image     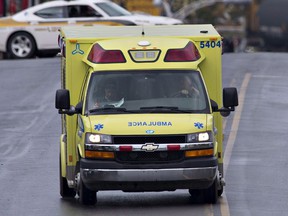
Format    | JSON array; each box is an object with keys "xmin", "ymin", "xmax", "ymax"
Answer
[
  {"xmin": 247, "ymin": 0, "xmax": 288, "ymax": 51},
  {"xmin": 0, "ymin": 0, "xmax": 182, "ymax": 59},
  {"xmin": 55, "ymin": 24, "xmax": 238, "ymax": 205}
]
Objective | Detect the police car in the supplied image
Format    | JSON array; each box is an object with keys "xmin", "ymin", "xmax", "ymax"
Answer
[{"xmin": 0, "ymin": 0, "xmax": 182, "ymax": 59}]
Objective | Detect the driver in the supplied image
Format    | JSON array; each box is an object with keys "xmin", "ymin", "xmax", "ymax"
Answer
[
  {"xmin": 94, "ymin": 82, "xmax": 119, "ymax": 107},
  {"xmin": 172, "ymin": 75, "xmax": 199, "ymax": 97},
  {"xmin": 102, "ymin": 82, "xmax": 118, "ymax": 102}
]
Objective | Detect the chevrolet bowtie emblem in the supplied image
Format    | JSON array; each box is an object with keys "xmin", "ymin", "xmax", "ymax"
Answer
[{"xmin": 141, "ymin": 143, "xmax": 159, "ymax": 152}]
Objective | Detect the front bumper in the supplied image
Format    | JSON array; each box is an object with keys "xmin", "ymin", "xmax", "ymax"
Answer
[{"xmin": 80, "ymin": 157, "xmax": 217, "ymax": 191}]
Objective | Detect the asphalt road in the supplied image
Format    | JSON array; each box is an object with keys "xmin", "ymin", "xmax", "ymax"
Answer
[{"xmin": 0, "ymin": 52, "xmax": 288, "ymax": 216}]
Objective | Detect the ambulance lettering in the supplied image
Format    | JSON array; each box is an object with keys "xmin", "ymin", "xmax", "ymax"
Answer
[{"xmin": 128, "ymin": 121, "xmax": 172, "ymax": 127}]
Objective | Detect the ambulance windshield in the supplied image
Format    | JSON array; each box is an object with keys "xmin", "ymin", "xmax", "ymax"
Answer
[{"xmin": 86, "ymin": 70, "xmax": 210, "ymax": 114}]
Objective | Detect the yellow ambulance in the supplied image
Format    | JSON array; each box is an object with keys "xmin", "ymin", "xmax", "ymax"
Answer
[{"xmin": 55, "ymin": 24, "xmax": 238, "ymax": 205}]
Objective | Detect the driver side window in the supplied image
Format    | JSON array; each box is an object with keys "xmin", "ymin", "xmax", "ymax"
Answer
[
  {"xmin": 34, "ymin": 6, "xmax": 65, "ymax": 18},
  {"xmin": 79, "ymin": 6, "xmax": 102, "ymax": 17}
]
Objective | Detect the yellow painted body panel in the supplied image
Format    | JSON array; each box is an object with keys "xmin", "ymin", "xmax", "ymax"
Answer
[
  {"xmin": 59, "ymin": 24, "xmax": 224, "ymax": 178},
  {"xmin": 60, "ymin": 134, "xmax": 66, "ymax": 177},
  {"xmin": 86, "ymin": 114, "xmax": 212, "ymax": 135}
]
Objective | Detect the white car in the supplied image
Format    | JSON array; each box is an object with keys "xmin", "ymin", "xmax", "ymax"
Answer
[{"xmin": 0, "ymin": 0, "xmax": 182, "ymax": 59}]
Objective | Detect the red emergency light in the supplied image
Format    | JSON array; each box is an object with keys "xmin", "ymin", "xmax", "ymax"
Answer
[
  {"xmin": 119, "ymin": 146, "xmax": 133, "ymax": 151},
  {"xmin": 167, "ymin": 145, "xmax": 180, "ymax": 151},
  {"xmin": 164, "ymin": 41, "xmax": 201, "ymax": 62},
  {"xmin": 87, "ymin": 43, "xmax": 126, "ymax": 63}
]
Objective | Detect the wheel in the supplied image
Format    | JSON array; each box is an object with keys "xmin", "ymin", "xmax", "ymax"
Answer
[
  {"xmin": 60, "ymin": 176, "xmax": 76, "ymax": 198},
  {"xmin": 188, "ymin": 189, "xmax": 205, "ymax": 204},
  {"xmin": 79, "ymin": 176, "xmax": 97, "ymax": 205},
  {"xmin": 7, "ymin": 32, "xmax": 36, "ymax": 59},
  {"xmin": 218, "ymin": 185, "xmax": 224, "ymax": 196},
  {"xmin": 59, "ymin": 155, "xmax": 76, "ymax": 198},
  {"xmin": 203, "ymin": 179, "xmax": 218, "ymax": 204}
]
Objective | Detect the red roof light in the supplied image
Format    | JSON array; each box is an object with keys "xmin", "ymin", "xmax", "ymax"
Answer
[
  {"xmin": 88, "ymin": 43, "xmax": 126, "ymax": 63},
  {"xmin": 164, "ymin": 42, "xmax": 201, "ymax": 62}
]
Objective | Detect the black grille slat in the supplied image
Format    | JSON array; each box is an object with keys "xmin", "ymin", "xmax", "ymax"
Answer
[
  {"xmin": 116, "ymin": 151, "xmax": 184, "ymax": 163},
  {"xmin": 113, "ymin": 135, "xmax": 186, "ymax": 144}
]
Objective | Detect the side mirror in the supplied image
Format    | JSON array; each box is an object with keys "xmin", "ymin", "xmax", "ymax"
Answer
[
  {"xmin": 223, "ymin": 87, "xmax": 238, "ymax": 108},
  {"xmin": 55, "ymin": 89, "xmax": 70, "ymax": 110},
  {"xmin": 55, "ymin": 89, "xmax": 77, "ymax": 115},
  {"xmin": 211, "ymin": 87, "xmax": 238, "ymax": 117}
]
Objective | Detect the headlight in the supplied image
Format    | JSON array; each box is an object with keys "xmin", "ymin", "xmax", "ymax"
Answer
[
  {"xmin": 86, "ymin": 133, "xmax": 112, "ymax": 144},
  {"xmin": 187, "ymin": 131, "xmax": 213, "ymax": 142}
]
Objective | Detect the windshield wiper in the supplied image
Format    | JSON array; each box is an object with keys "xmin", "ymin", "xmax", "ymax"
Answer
[
  {"xmin": 139, "ymin": 106, "xmax": 192, "ymax": 113},
  {"xmin": 89, "ymin": 107, "xmax": 135, "ymax": 113}
]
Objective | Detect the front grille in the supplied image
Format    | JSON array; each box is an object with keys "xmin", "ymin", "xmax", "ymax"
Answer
[
  {"xmin": 113, "ymin": 135, "xmax": 186, "ymax": 144},
  {"xmin": 115, "ymin": 151, "xmax": 184, "ymax": 163},
  {"xmin": 113, "ymin": 135, "xmax": 186, "ymax": 163}
]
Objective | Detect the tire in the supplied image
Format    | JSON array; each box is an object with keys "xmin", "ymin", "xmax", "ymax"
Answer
[
  {"xmin": 188, "ymin": 189, "xmax": 205, "ymax": 204},
  {"xmin": 204, "ymin": 179, "xmax": 218, "ymax": 204},
  {"xmin": 59, "ymin": 155, "xmax": 76, "ymax": 198},
  {"xmin": 79, "ymin": 176, "xmax": 97, "ymax": 205},
  {"xmin": 7, "ymin": 32, "xmax": 36, "ymax": 59},
  {"xmin": 218, "ymin": 185, "xmax": 224, "ymax": 196}
]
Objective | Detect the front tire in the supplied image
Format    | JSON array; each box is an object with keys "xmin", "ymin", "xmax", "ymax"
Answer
[
  {"xmin": 7, "ymin": 32, "xmax": 36, "ymax": 59},
  {"xmin": 203, "ymin": 179, "xmax": 218, "ymax": 204},
  {"xmin": 79, "ymin": 177, "xmax": 97, "ymax": 205},
  {"xmin": 189, "ymin": 189, "xmax": 205, "ymax": 204},
  {"xmin": 218, "ymin": 185, "xmax": 224, "ymax": 196},
  {"xmin": 189, "ymin": 179, "xmax": 218, "ymax": 204}
]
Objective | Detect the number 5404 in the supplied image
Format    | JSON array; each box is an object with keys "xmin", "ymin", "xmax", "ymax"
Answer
[{"xmin": 200, "ymin": 41, "xmax": 221, "ymax": 48}]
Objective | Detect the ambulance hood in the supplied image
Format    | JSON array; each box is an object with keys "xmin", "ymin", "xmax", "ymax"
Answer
[{"xmin": 88, "ymin": 114, "xmax": 211, "ymax": 135}]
